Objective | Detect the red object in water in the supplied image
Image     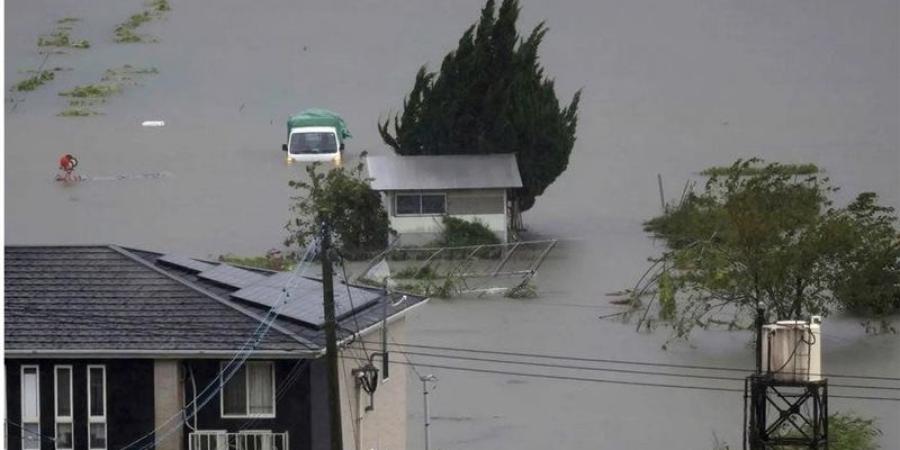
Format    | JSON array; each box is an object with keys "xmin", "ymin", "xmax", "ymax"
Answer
[{"xmin": 59, "ymin": 154, "xmax": 78, "ymax": 172}]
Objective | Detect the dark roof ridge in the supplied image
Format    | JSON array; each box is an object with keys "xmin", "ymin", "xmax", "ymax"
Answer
[{"xmin": 109, "ymin": 245, "xmax": 319, "ymax": 353}]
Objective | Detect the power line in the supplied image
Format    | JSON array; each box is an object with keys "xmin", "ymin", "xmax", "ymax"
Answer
[
  {"xmin": 338, "ymin": 254, "xmax": 370, "ymax": 359},
  {"xmin": 339, "ymin": 355, "xmax": 900, "ymax": 402},
  {"xmin": 5, "ymin": 419, "xmax": 57, "ymax": 442},
  {"xmin": 360, "ymin": 340, "xmax": 900, "ymax": 383},
  {"xmin": 388, "ymin": 349, "xmax": 900, "ymax": 392}
]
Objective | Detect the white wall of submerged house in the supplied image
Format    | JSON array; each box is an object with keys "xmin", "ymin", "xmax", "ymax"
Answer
[{"xmin": 383, "ymin": 189, "xmax": 510, "ymax": 244}]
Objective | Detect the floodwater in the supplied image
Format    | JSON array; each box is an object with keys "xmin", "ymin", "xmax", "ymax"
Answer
[{"xmin": 5, "ymin": 0, "xmax": 899, "ymax": 448}]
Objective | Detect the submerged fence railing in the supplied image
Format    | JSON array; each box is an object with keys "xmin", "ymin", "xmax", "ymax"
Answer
[{"xmin": 354, "ymin": 239, "xmax": 558, "ymax": 296}]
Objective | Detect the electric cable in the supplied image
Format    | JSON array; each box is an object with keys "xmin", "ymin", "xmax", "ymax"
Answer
[
  {"xmin": 237, "ymin": 359, "xmax": 308, "ymax": 430},
  {"xmin": 337, "ymin": 253, "xmax": 370, "ymax": 359},
  {"xmin": 5, "ymin": 419, "xmax": 57, "ymax": 443},
  {"xmin": 381, "ymin": 348, "xmax": 900, "ymax": 392},
  {"xmin": 338, "ymin": 354, "xmax": 900, "ymax": 402},
  {"xmin": 358, "ymin": 340, "xmax": 900, "ymax": 382}
]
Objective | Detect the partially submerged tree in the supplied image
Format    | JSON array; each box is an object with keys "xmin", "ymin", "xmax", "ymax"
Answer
[
  {"xmin": 627, "ymin": 159, "xmax": 899, "ymax": 340},
  {"xmin": 285, "ymin": 154, "xmax": 391, "ymax": 259},
  {"xmin": 378, "ymin": 0, "xmax": 581, "ymax": 213}
]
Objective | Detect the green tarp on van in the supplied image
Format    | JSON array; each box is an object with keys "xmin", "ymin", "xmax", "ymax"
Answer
[{"xmin": 286, "ymin": 109, "xmax": 352, "ymax": 140}]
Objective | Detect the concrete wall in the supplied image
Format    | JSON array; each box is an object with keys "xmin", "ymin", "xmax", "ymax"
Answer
[
  {"xmin": 338, "ymin": 317, "xmax": 408, "ymax": 450},
  {"xmin": 385, "ymin": 189, "xmax": 509, "ymax": 244},
  {"xmin": 154, "ymin": 360, "xmax": 184, "ymax": 450}
]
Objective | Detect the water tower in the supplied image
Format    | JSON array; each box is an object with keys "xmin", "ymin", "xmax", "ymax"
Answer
[{"xmin": 745, "ymin": 316, "xmax": 828, "ymax": 449}]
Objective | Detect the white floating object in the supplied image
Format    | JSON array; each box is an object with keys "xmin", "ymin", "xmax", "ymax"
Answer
[{"xmin": 142, "ymin": 120, "xmax": 165, "ymax": 127}]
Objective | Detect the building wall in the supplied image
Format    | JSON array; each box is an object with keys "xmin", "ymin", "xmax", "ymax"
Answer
[
  {"xmin": 385, "ymin": 189, "xmax": 509, "ymax": 244},
  {"xmin": 154, "ymin": 360, "xmax": 183, "ymax": 450},
  {"xmin": 182, "ymin": 359, "xmax": 312, "ymax": 450},
  {"xmin": 4, "ymin": 359, "xmax": 155, "ymax": 450},
  {"xmin": 338, "ymin": 317, "xmax": 408, "ymax": 450}
]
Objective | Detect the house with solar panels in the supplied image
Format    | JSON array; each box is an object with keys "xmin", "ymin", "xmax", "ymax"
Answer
[
  {"xmin": 367, "ymin": 154, "xmax": 523, "ymax": 244},
  {"xmin": 4, "ymin": 245, "xmax": 427, "ymax": 450}
]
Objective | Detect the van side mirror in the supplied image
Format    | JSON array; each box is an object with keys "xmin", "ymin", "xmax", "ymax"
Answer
[
  {"xmin": 282, "ymin": 144, "xmax": 288, "ymax": 152},
  {"xmin": 340, "ymin": 142, "xmax": 345, "ymax": 151}
]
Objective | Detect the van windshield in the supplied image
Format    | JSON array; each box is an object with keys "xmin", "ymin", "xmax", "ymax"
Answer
[{"xmin": 290, "ymin": 132, "xmax": 338, "ymax": 155}]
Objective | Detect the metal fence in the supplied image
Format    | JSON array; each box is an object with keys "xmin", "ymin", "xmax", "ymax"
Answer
[
  {"xmin": 188, "ymin": 431, "xmax": 289, "ymax": 450},
  {"xmin": 354, "ymin": 239, "xmax": 558, "ymax": 295}
]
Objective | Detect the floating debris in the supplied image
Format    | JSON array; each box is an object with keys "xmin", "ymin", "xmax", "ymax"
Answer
[
  {"xmin": 12, "ymin": 71, "xmax": 55, "ymax": 92},
  {"xmin": 58, "ymin": 65, "xmax": 158, "ymax": 117},
  {"xmin": 142, "ymin": 120, "xmax": 165, "ymax": 127},
  {"xmin": 113, "ymin": 0, "xmax": 171, "ymax": 43},
  {"xmin": 55, "ymin": 171, "xmax": 174, "ymax": 183},
  {"xmin": 37, "ymin": 19, "xmax": 90, "ymax": 49}
]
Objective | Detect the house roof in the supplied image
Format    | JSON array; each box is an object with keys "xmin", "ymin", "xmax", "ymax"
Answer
[
  {"xmin": 5, "ymin": 245, "xmax": 427, "ymax": 358},
  {"xmin": 367, "ymin": 154, "xmax": 523, "ymax": 191}
]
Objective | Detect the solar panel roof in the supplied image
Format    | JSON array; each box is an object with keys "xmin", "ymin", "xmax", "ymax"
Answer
[
  {"xmin": 158, "ymin": 254, "xmax": 215, "ymax": 272},
  {"xmin": 197, "ymin": 264, "xmax": 267, "ymax": 289},
  {"xmin": 231, "ymin": 273, "xmax": 380, "ymax": 328}
]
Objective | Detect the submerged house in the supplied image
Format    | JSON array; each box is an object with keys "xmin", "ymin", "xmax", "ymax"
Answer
[
  {"xmin": 367, "ymin": 154, "xmax": 523, "ymax": 244},
  {"xmin": 4, "ymin": 245, "xmax": 427, "ymax": 450}
]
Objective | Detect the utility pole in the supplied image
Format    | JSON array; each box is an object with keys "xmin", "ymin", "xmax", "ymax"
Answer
[
  {"xmin": 420, "ymin": 374, "xmax": 437, "ymax": 450},
  {"xmin": 321, "ymin": 223, "xmax": 343, "ymax": 450}
]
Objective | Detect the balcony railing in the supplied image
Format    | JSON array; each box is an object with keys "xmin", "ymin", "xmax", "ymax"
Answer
[{"xmin": 188, "ymin": 431, "xmax": 289, "ymax": 450}]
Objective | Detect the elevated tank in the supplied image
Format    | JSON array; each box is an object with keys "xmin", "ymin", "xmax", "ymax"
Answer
[{"xmin": 760, "ymin": 316, "xmax": 822, "ymax": 382}]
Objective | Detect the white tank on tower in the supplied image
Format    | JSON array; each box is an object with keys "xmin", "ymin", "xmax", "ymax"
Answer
[{"xmin": 760, "ymin": 316, "xmax": 823, "ymax": 382}]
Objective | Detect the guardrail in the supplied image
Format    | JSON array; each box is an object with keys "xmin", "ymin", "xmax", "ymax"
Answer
[{"xmin": 188, "ymin": 431, "xmax": 289, "ymax": 450}]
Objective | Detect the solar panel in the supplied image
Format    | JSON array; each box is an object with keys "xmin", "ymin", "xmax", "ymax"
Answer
[
  {"xmin": 231, "ymin": 274, "xmax": 380, "ymax": 328},
  {"xmin": 197, "ymin": 264, "xmax": 267, "ymax": 289},
  {"xmin": 158, "ymin": 254, "xmax": 215, "ymax": 272}
]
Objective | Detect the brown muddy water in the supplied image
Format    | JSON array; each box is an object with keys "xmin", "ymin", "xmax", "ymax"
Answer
[{"xmin": 5, "ymin": 0, "xmax": 899, "ymax": 448}]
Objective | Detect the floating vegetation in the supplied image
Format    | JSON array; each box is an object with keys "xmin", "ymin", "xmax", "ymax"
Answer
[
  {"xmin": 114, "ymin": 0, "xmax": 171, "ymax": 43},
  {"xmin": 59, "ymin": 83, "xmax": 121, "ymax": 98},
  {"xmin": 20, "ymin": 66, "xmax": 72, "ymax": 74},
  {"xmin": 12, "ymin": 70, "xmax": 55, "ymax": 92},
  {"xmin": 151, "ymin": 0, "xmax": 171, "ymax": 12},
  {"xmin": 101, "ymin": 64, "xmax": 159, "ymax": 83},
  {"xmin": 37, "ymin": 26, "xmax": 90, "ymax": 49},
  {"xmin": 58, "ymin": 107, "xmax": 100, "ymax": 117},
  {"xmin": 57, "ymin": 17, "xmax": 81, "ymax": 24},
  {"xmin": 57, "ymin": 65, "xmax": 158, "ymax": 117}
]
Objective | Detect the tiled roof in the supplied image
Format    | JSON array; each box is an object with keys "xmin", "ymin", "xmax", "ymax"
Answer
[{"xmin": 4, "ymin": 245, "xmax": 426, "ymax": 356}]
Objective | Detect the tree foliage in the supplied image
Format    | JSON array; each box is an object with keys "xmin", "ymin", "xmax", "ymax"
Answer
[
  {"xmin": 378, "ymin": 0, "xmax": 581, "ymax": 211},
  {"xmin": 285, "ymin": 155, "xmax": 391, "ymax": 259},
  {"xmin": 709, "ymin": 413, "xmax": 882, "ymax": 450},
  {"xmin": 628, "ymin": 159, "xmax": 899, "ymax": 339},
  {"xmin": 823, "ymin": 413, "xmax": 882, "ymax": 450},
  {"xmin": 437, "ymin": 216, "xmax": 501, "ymax": 247}
]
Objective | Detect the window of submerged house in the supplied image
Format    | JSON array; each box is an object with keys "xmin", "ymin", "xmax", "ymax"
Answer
[
  {"xmin": 395, "ymin": 193, "xmax": 446, "ymax": 215},
  {"xmin": 222, "ymin": 362, "xmax": 275, "ymax": 417}
]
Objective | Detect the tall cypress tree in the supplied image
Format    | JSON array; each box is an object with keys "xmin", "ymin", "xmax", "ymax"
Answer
[{"xmin": 379, "ymin": 0, "xmax": 580, "ymax": 212}]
